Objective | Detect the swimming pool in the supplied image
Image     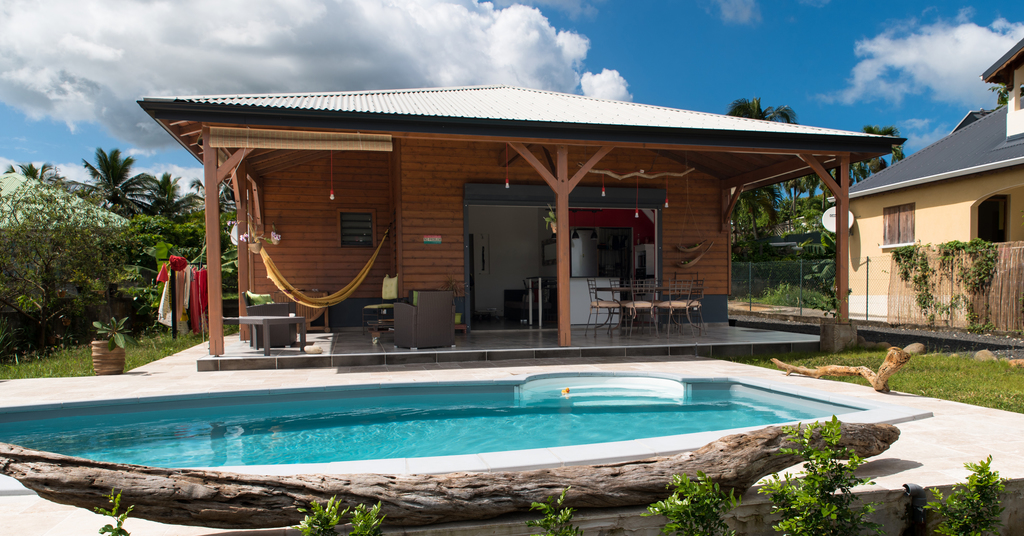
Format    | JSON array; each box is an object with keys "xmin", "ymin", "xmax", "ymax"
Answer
[{"xmin": 0, "ymin": 373, "xmax": 931, "ymax": 475}]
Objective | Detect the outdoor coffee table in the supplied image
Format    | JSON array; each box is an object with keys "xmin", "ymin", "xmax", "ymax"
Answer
[{"xmin": 224, "ymin": 316, "xmax": 306, "ymax": 356}]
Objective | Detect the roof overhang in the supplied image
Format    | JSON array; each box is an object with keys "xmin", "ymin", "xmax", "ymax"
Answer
[
  {"xmin": 983, "ymin": 36, "xmax": 1024, "ymax": 85},
  {"xmin": 850, "ymin": 154, "xmax": 1024, "ymax": 200}
]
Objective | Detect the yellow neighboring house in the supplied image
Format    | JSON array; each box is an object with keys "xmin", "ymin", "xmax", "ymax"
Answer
[{"xmin": 846, "ymin": 36, "xmax": 1024, "ymax": 320}]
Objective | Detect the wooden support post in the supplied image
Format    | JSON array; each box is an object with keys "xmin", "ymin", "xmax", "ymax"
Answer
[
  {"xmin": 837, "ymin": 155, "xmax": 850, "ymax": 321},
  {"xmin": 232, "ymin": 163, "xmax": 250, "ymax": 341},
  {"xmin": 203, "ymin": 126, "xmax": 224, "ymax": 356}
]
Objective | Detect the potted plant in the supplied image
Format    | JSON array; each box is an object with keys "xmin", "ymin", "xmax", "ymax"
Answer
[
  {"xmin": 91, "ymin": 317, "xmax": 137, "ymax": 375},
  {"xmin": 543, "ymin": 204, "xmax": 557, "ymax": 234},
  {"xmin": 237, "ymin": 218, "xmax": 282, "ymax": 253}
]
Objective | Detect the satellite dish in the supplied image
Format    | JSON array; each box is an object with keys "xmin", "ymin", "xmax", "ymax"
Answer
[
  {"xmin": 230, "ymin": 224, "xmax": 239, "ymax": 245},
  {"xmin": 822, "ymin": 207, "xmax": 854, "ymax": 232}
]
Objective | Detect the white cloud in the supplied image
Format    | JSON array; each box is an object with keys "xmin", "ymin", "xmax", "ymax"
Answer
[
  {"xmin": 899, "ymin": 118, "xmax": 949, "ymax": 152},
  {"xmin": 825, "ymin": 15, "xmax": 1024, "ymax": 107},
  {"xmin": 710, "ymin": 0, "xmax": 761, "ymax": 25},
  {"xmin": 580, "ymin": 69, "xmax": 631, "ymax": 101},
  {"xmin": 0, "ymin": 0, "xmax": 620, "ymax": 149}
]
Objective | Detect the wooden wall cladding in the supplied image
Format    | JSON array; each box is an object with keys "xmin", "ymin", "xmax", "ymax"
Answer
[
  {"xmin": 248, "ymin": 140, "xmax": 730, "ymax": 299},
  {"xmin": 400, "ymin": 139, "xmax": 729, "ymax": 295},
  {"xmin": 249, "ymin": 151, "xmax": 394, "ymax": 299}
]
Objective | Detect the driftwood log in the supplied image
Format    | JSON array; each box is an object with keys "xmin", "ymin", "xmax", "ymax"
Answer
[
  {"xmin": 772, "ymin": 346, "xmax": 912, "ymax": 393},
  {"xmin": 0, "ymin": 422, "xmax": 898, "ymax": 528}
]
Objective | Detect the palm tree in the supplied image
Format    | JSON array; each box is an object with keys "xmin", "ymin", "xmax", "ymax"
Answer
[
  {"xmin": 79, "ymin": 148, "xmax": 156, "ymax": 216},
  {"xmin": 726, "ymin": 97, "xmax": 798, "ymax": 124},
  {"xmin": 735, "ymin": 185, "xmax": 783, "ymax": 240},
  {"xmin": 146, "ymin": 172, "xmax": 202, "ymax": 218},
  {"xmin": 858, "ymin": 125, "xmax": 905, "ymax": 181},
  {"xmin": 189, "ymin": 177, "xmax": 236, "ymax": 213},
  {"xmin": 4, "ymin": 162, "xmax": 66, "ymax": 187}
]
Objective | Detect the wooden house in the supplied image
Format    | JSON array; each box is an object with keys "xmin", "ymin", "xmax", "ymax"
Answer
[{"xmin": 138, "ymin": 85, "xmax": 900, "ymax": 355}]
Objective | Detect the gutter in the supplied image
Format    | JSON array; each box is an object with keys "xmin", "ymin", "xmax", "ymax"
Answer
[{"xmin": 850, "ymin": 155, "xmax": 1024, "ymax": 199}]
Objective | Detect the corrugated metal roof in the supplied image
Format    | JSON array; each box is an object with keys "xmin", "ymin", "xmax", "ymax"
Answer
[
  {"xmin": 154, "ymin": 85, "xmax": 881, "ymax": 139},
  {"xmin": 850, "ymin": 106, "xmax": 1024, "ymax": 199},
  {"xmin": 983, "ymin": 35, "xmax": 1024, "ymax": 82}
]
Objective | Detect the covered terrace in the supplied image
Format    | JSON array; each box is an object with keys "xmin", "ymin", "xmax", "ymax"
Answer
[{"xmin": 138, "ymin": 86, "xmax": 903, "ymax": 356}]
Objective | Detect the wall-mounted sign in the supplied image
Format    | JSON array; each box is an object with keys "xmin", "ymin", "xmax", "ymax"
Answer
[{"xmin": 423, "ymin": 235, "xmax": 442, "ymax": 244}]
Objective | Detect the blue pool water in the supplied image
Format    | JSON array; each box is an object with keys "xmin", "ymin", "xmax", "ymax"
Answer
[{"xmin": 0, "ymin": 376, "xmax": 861, "ymax": 468}]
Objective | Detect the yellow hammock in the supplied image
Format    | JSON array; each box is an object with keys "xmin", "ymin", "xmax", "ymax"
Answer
[{"xmin": 258, "ymin": 229, "xmax": 390, "ymax": 309}]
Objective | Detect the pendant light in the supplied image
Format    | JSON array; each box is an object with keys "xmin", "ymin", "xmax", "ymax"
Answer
[
  {"xmin": 634, "ymin": 176, "xmax": 639, "ymax": 218},
  {"xmin": 601, "ymin": 175, "xmax": 606, "ymax": 197},
  {"xmin": 505, "ymin": 143, "xmax": 510, "ymax": 189},
  {"xmin": 329, "ymin": 151, "xmax": 335, "ymax": 200},
  {"xmin": 664, "ymin": 176, "xmax": 669, "ymax": 208}
]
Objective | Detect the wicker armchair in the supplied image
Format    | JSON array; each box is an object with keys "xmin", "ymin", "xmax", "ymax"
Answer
[{"xmin": 394, "ymin": 290, "xmax": 455, "ymax": 349}]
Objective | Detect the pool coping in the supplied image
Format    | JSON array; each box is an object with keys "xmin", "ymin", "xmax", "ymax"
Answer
[{"xmin": 0, "ymin": 372, "xmax": 933, "ymax": 494}]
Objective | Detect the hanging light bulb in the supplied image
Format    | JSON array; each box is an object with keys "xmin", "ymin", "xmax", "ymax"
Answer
[
  {"xmin": 505, "ymin": 143, "xmax": 510, "ymax": 188},
  {"xmin": 329, "ymin": 151, "xmax": 335, "ymax": 201},
  {"xmin": 601, "ymin": 176, "xmax": 606, "ymax": 197},
  {"xmin": 664, "ymin": 176, "xmax": 669, "ymax": 208},
  {"xmin": 635, "ymin": 209, "xmax": 639, "ymax": 218}
]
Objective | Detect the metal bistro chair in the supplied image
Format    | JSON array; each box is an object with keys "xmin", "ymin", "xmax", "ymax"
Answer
[
  {"xmin": 585, "ymin": 278, "xmax": 620, "ymax": 335},
  {"xmin": 620, "ymin": 278, "xmax": 658, "ymax": 336},
  {"xmin": 654, "ymin": 279, "xmax": 693, "ymax": 336},
  {"xmin": 685, "ymin": 279, "xmax": 706, "ymax": 336}
]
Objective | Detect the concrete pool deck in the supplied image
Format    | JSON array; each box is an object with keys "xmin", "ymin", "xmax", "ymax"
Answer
[{"xmin": 3, "ymin": 334, "xmax": 1024, "ymax": 535}]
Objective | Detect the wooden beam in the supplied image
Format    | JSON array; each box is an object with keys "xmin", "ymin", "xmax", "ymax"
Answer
[
  {"xmin": 509, "ymin": 142, "xmax": 557, "ymax": 189},
  {"xmin": 652, "ymin": 150, "xmax": 719, "ymax": 179},
  {"xmin": 541, "ymin": 146, "xmax": 557, "ymax": 177},
  {"xmin": 216, "ymin": 148, "xmax": 252, "ymax": 185},
  {"xmin": 203, "ymin": 126, "xmax": 224, "ymax": 356},
  {"xmin": 254, "ymin": 151, "xmax": 326, "ymax": 175},
  {"xmin": 799, "ymin": 154, "xmax": 841, "ymax": 196},
  {"xmin": 720, "ymin": 155, "xmax": 829, "ymax": 191},
  {"xmin": 722, "ymin": 187, "xmax": 741, "ymax": 233},
  {"xmin": 569, "ymin": 145, "xmax": 614, "ymax": 190}
]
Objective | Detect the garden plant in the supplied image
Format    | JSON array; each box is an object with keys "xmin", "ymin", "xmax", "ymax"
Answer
[
  {"xmin": 926, "ymin": 455, "xmax": 1006, "ymax": 536},
  {"xmin": 526, "ymin": 487, "xmax": 583, "ymax": 536},
  {"xmin": 644, "ymin": 471, "xmax": 739, "ymax": 536},
  {"xmin": 760, "ymin": 416, "xmax": 883, "ymax": 536}
]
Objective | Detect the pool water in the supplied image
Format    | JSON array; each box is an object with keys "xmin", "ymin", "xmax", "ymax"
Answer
[{"xmin": 0, "ymin": 376, "xmax": 860, "ymax": 468}]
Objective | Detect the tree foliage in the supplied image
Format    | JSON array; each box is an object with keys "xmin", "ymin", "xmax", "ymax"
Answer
[
  {"xmin": 146, "ymin": 172, "xmax": 201, "ymax": 218},
  {"xmin": 79, "ymin": 148, "xmax": 156, "ymax": 217},
  {"xmin": 0, "ymin": 180, "xmax": 134, "ymax": 351},
  {"xmin": 926, "ymin": 456, "xmax": 1006, "ymax": 536},
  {"xmin": 727, "ymin": 97, "xmax": 798, "ymax": 123}
]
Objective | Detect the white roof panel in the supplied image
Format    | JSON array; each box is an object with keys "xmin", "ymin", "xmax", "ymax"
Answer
[{"xmin": 156, "ymin": 85, "xmax": 876, "ymax": 138}]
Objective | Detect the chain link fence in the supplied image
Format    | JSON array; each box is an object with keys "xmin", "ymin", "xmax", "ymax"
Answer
[{"xmin": 730, "ymin": 256, "xmax": 891, "ymax": 322}]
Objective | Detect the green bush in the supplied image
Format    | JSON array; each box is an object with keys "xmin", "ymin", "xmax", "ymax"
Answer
[
  {"xmin": 644, "ymin": 471, "xmax": 739, "ymax": 536},
  {"xmin": 95, "ymin": 489, "xmax": 133, "ymax": 536},
  {"xmin": 295, "ymin": 496, "xmax": 347, "ymax": 536},
  {"xmin": 349, "ymin": 502, "xmax": 385, "ymax": 536},
  {"xmin": 759, "ymin": 416, "xmax": 882, "ymax": 536},
  {"xmin": 757, "ymin": 282, "xmax": 827, "ymax": 308},
  {"xmin": 526, "ymin": 487, "xmax": 582, "ymax": 536},
  {"xmin": 926, "ymin": 456, "xmax": 1005, "ymax": 536}
]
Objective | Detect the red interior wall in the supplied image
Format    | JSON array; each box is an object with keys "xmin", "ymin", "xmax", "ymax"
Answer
[{"xmin": 567, "ymin": 208, "xmax": 655, "ymax": 244}]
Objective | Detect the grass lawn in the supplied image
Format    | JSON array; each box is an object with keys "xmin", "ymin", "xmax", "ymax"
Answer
[
  {"xmin": 728, "ymin": 348, "xmax": 1024, "ymax": 414},
  {"xmin": 0, "ymin": 327, "xmax": 236, "ymax": 380}
]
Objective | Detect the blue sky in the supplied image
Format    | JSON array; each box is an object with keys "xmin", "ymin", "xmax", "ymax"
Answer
[{"xmin": 0, "ymin": 0, "xmax": 1020, "ymax": 188}]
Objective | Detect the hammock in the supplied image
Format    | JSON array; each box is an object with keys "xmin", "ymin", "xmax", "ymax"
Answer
[{"xmin": 259, "ymin": 229, "xmax": 390, "ymax": 309}]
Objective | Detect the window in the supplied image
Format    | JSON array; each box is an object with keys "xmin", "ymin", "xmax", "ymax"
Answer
[
  {"xmin": 339, "ymin": 210, "xmax": 375, "ymax": 247},
  {"xmin": 883, "ymin": 203, "xmax": 914, "ymax": 246}
]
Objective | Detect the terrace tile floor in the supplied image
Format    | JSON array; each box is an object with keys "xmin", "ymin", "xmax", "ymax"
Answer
[{"xmin": 2, "ymin": 332, "xmax": 1024, "ymax": 534}]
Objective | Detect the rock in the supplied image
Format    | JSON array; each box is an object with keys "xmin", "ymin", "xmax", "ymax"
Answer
[
  {"xmin": 876, "ymin": 342, "xmax": 892, "ymax": 350},
  {"xmin": 861, "ymin": 341, "xmax": 877, "ymax": 350},
  {"xmin": 974, "ymin": 349, "xmax": 997, "ymax": 362},
  {"xmin": 1009, "ymin": 359, "xmax": 1024, "ymax": 368},
  {"xmin": 857, "ymin": 335, "xmax": 867, "ymax": 346},
  {"xmin": 949, "ymin": 353, "xmax": 960, "ymax": 359},
  {"xmin": 903, "ymin": 343, "xmax": 926, "ymax": 355},
  {"xmin": 303, "ymin": 346, "xmax": 323, "ymax": 354}
]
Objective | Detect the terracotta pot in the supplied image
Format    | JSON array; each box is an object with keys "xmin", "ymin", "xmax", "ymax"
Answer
[
  {"xmin": 550, "ymin": 222, "xmax": 557, "ymax": 234},
  {"xmin": 248, "ymin": 242, "xmax": 263, "ymax": 253},
  {"xmin": 91, "ymin": 341, "xmax": 125, "ymax": 375}
]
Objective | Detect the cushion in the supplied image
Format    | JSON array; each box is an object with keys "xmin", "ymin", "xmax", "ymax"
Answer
[
  {"xmin": 412, "ymin": 290, "xmax": 419, "ymax": 307},
  {"xmin": 245, "ymin": 291, "xmax": 274, "ymax": 306},
  {"xmin": 363, "ymin": 303, "xmax": 395, "ymax": 310},
  {"xmin": 382, "ymin": 274, "xmax": 398, "ymax": 300}
]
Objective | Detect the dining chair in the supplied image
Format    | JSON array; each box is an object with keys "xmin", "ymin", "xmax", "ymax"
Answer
[
  {"xmin": 654, "ymin": 279, "xmax": 693, "ymax": 336},
  {"xmin": 585, "ymin": 278, "xmax": 620, "ymax": 335},
  {"xmin": 685, "ymin": 279, "xmax": 706, "ymax": 336},
  {"xmin": 620, "ymin": 278, "xmax": 657, "ymax": 336}
]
